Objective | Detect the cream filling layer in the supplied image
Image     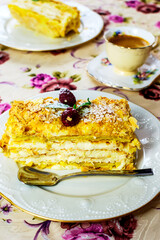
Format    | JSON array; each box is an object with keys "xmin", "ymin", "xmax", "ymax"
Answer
[
  {"xmin": 14, "ymin": 154, "xmax": 133, "ymax": 164},
  {"xmin": 8, "ymin": 139, "xmax": 138, "ymax": 153},
  {"xmin": 9, "ymin": 149, "xmax": 134, "ymax": 159},
  {"xmin": 15, "ymin": 156, "xmax": 133, "ymax": 170}
]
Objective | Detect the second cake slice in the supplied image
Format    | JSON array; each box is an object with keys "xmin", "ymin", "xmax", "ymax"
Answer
[{"xmin": 8, "ymin": 0, "xmax": 81, "ymax": 38}]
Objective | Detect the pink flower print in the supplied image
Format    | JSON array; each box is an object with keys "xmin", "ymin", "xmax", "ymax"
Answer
[
  {"xmin": 94, "ymin": 8, "xmax": 111, "ymax": 16},
  {"xmin": 62, "ymin": 223, "xmax": 110, "ymax": 240},
  {"xmin": 25, "ymin": 220, "xmax": 51, "ymax": 240},
  {"xmin": 0, "ymin": 51, "xmax": 10, "ymax": 64},
  {"xmin": 140, "ymin": 84, "xmax": 160, "ymax": 101},
  {"xmin": 61, "ymin": 215, "xmax": 137, "ymax": 240},
  {"xmin": 0, "ymin": 103, "xmax": 11, "ymax": 114},
  {"xmin": 0, "ymin": 204, "xmax": 12, "ymax": 215},
  {"xmin": 102, "ymin": 214, "xmax": 137, "ymax": 239},
  {"xmin": 6, "ymin": 219, "xmax": 12, "ymax": 223},
  {"xmin": 136, "ymin": 3, "xmax": 160, "ymax": 14},
  {"xmin": 40, "ymin": 78, "xmax": 77, "ymax": 93},
  {"xmin": 108, "ymin": 15, "xmax": 124, "ymax": 23},
  {"xmin": 125, "ymin": 0, "xmax": 141, "ymax": 8},
  {"xmin": 30, "ymin": 73, "xmax": 53, "ymax": 89},
  {"xmin": 61, "ymin": 222, "xmax": 79, "ymax": 230},
  {"xmin": 155, "ymin": 21, "xmax": 160, "ymax": 29}
]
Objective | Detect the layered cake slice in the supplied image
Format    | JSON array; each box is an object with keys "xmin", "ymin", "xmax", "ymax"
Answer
[
  {"xmin": 0, "ymin": 90, "xmax": 140, "ymax": 170},
  {"xmin": 8, "ymin": 0, "xmax": 80, "ymax": 38}
]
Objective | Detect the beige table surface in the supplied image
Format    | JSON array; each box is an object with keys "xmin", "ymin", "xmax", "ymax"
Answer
[{"xmin": 0, "ymin": 0, "xmax": 160, "ymax": 239}]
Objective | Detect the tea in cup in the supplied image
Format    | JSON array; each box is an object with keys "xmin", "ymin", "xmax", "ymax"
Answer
[{"xmin": 104, "ymin": 26, "xmax": 158, "ymax": 75}]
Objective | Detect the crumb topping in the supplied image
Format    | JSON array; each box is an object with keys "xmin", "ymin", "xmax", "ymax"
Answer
[
  {"xmin": 13, "ymin": 97, "xmax": 130, "ymax": 124},
  {"xmin": 82, "ymin": 102, "xmax": 116, "ymax": 123},
  {"xmin": 1, "ymin": 95, "xmax": 139, "ymax": 142}
]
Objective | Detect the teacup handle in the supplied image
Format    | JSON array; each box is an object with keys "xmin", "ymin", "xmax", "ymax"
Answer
[{"xmin": 151, "ymin": 36, "xmax": 160, "ymax": 50}]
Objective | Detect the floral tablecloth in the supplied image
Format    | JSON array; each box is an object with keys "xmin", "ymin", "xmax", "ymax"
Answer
[{"xmin": 0, "ymin": 0, "xmax": 160, "ymax": 239}]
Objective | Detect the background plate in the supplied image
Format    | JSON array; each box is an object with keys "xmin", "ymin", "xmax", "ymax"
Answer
[
  {"xmin": 0, "ymin": 1, "xmax": 103, "ymax": 51},
  {"xmin": 0, "ymin": 90, "xmax": 160, "ymax": 221}
]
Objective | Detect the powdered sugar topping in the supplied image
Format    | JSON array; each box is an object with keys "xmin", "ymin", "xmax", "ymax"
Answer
[{"xmin": 82, "ymin": 101, "xmax": 117, "ymax": 123}]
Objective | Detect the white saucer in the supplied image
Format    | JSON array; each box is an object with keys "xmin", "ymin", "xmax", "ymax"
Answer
[
  {"xmin": 0, "ymin": 1, "xmax": 103, "ymax": 51},
  {"xmin": 87, "ymin": 51, "xmax": 160, "ymax": 91}
]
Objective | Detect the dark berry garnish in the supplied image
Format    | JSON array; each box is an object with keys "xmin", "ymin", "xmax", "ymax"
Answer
[
  {"xmin": 59, "ymin": 88, "xmax": 76, "ymax": 107},
  {"xmin": 61, "ymin": 107, "xmax": 80, "ymax": 126}
]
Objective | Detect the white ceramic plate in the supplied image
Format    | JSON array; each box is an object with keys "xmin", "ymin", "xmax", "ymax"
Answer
[
  {"xmin": 0, "ymin": 90, "xmax": 160, "ymax": 222},
  {"xmin": 0, "ymin": 1, "xmax": 103, "ymax": 51},
  {"xmin": 87, "ymin": 52, "xmax": 160, "ymax": 91}
]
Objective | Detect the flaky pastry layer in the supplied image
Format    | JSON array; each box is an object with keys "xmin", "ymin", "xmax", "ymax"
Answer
[{"xmin": 0, "ymin": 96, "xmax": 139, "ymax": 142}]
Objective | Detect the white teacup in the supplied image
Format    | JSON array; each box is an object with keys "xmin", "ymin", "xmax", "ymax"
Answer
[{"xmin": 104, "ymin": 26, "xmax": 158, "ymax": 75}]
